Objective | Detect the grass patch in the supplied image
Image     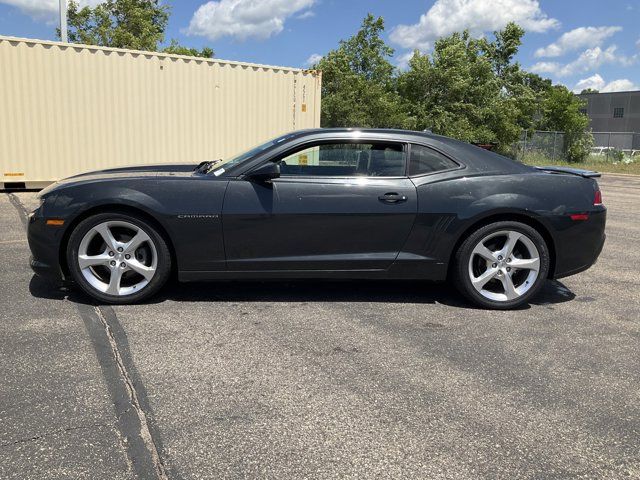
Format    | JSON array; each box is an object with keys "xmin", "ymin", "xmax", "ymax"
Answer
[{"xmin": 518, "ymin": 153, "xmax": 640, "ymax": 175}]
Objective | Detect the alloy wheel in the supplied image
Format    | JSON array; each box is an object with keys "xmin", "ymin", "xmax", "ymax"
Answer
[
  {"xmin": 77, "ymin": 220, "xmax": 157, "ymax": 296},
  {"xmin": 467, "ymin": 230, "xmax": 541, "ymax": 303}
]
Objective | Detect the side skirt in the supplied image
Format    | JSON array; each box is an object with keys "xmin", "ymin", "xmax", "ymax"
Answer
[{"xmin": 178, "ymin": 263, "xmax": 448, "ymax": 282}]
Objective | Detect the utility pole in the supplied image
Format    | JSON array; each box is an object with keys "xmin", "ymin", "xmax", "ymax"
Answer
[{"xmin": 59, "ymin": 0, "xmax": 68, "ymax": 43}]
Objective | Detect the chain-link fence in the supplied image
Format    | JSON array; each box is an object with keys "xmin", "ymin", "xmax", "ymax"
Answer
[
  {"xmin": 516, "ymin": 130, "xmax": 640, "ymax": 163},
  {"xmin": 592, "ymin": 132, "xmax": 640, "ymax": 151},
  {"xmin": 518, "ymin": 131, "xmax": 565, "ymax": 162}
]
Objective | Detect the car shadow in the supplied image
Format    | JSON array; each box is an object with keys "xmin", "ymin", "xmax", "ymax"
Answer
[{"xmin": 29, "ymin": 275, "xmax": 576, "ymax": 310}]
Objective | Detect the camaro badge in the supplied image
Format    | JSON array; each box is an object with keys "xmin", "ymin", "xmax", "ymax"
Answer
[{"xmin": 176, "ymin": 214, "xmax": 219, "ymax": 219}]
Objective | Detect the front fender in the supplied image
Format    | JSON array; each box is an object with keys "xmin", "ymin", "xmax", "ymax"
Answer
[
  {"xmin": 49, "ymin": 184, "xmax": 165, "ymax": 220},
  {"xmin": 43, "ymin": 176, "xmax": 229, "ymax": 274}
]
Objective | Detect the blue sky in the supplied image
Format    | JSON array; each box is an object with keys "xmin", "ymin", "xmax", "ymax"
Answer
[{"xmin": 1, "ymin": 0, "xmax": 639, "ymax": 92}]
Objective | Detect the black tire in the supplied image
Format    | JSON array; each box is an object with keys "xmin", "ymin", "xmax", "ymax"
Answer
[
  {"xmin": 67, "ymin": 212, "xmax": 171, "ymax": 304},
  {"xmin": 452, "ymin": 221, "xmax": 550, "ymax": 310}
]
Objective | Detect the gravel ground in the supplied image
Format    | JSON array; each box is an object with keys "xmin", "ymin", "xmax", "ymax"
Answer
[{"xmin": 1, "ymin": 174, "xmax": 638, "ymax": 479}]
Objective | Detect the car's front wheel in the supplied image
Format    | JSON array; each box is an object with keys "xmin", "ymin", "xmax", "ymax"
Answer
[
  {"xmin": 67, "ymin": 213, "xmax": 171, "ymax": 304},
  {"xmin": 453, "ymin": 221, "xmax": 550, "ymax": 309}
]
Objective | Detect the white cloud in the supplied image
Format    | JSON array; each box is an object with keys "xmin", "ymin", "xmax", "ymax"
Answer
[
  {"xmin": 574, "ymin": 74, "xmax": 638, "ymax": 93},
  {"xmin": 185, "ymin": 0, "xmax": 315, "ymax": 41},
  {"xmin": 531, "ymin": 45, "xmax": 637, "ymax": 77},
  {"xmin": 559, "ymin": 45, "xmax": 636, "ymax": 76},
  {"xmin": 529, "ymin": 61, "xmax": 561, "ymax": 74},
  {"xmin": 390, "ymin": 0, "xmax": 559, "ymax": 51},
  {"xmin": 0, "ymin": 0, "xmax": 101, "ymax": 22},
  {"xmin": 574, "ymin": 74, "xmax": 606, "ymax": 92},
  {"xmin": 296, "ymin": 10, "xmax": 315, "ymax": 20},
  {"xmin": 305, "ymin": 53, "xmax": 323, "ymax": 66},
  {"xmin": 396, "ymin": 51, "xmax": 416, "ymax": 70},
  {"xmin": 534, "ymin": 26, "xmax": 622, "ymax": 58},
  {"xmin": 601, "ymin": 79, "xmax": 638, "ymax": 92}
]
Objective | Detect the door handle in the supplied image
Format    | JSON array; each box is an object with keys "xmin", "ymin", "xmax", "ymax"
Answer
[{"xmin": 378, "ymin": 192, "xmax": 408, "ymax": 204}]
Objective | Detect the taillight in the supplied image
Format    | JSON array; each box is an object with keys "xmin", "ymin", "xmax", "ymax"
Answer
[
  {"xmin": 594, "ymin": 190, "xmax": 602, "ymax": 206},
  {"xmin": 570, "ymin": 214, "xmax": 589, "ymax": 221}
]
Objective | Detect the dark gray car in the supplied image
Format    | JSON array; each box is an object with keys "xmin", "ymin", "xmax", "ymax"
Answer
[{"xmin": 28, "ymin": 128, "xmax": 606, "ymax": 309}]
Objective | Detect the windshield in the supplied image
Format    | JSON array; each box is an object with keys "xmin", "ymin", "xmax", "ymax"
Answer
[{"xmin": 208, "ymin": 132, "xmax": 300, "ymax": 173}]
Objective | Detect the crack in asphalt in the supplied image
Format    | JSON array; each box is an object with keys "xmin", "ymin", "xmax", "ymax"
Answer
[
  {"xmin": 76, "ymin": 303, "xmax": 172, "ymax": 480},
  {"xmin": 0, "ymin": 423, "xmax": 113, "ymax": 449},
  {"xmin": 93, "ymin": 306, "xmax": 169, "ymax": 480},
  {"xmin": 5, "ymin": 194, "xmax": 172, "ymax": 479}
]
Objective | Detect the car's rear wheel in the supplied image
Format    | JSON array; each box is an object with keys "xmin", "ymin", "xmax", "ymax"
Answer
[
  {"xmin": 453, "ymin": 221, "xmax": 550, "ymax": 309},
  {"xmin": 67, "ymin": 213, "xmax": 171, "ymax": 304}
]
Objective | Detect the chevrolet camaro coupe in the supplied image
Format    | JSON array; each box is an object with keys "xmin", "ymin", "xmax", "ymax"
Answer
[{"xmin": 28, "ymin": 129, "xmax": 606, "ymax": 309}]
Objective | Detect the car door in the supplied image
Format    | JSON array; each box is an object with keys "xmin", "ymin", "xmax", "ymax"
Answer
[{"xmin": 221, "ymin": 140, "xmax": 418, "ymax": 271}]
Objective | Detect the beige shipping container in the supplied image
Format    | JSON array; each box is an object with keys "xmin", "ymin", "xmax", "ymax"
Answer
[{"xmin": 0, "ymin": 35, "xmax": 321, "ymax": 189}]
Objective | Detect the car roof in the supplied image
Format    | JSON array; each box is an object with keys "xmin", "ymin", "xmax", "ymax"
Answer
[{"xmin": 291, "ymin": 127, "xmax": 439, "ymax": 140}]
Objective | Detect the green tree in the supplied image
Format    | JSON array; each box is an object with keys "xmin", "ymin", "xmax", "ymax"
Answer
[
  {"xmin": 314, "ymin": 14, "xmax": 411, "ymax": 128},
  {"xmin": 537, "ymin": 85, "xmax": 593, "ymax": 162},
  {"xmin": 523, "ymin": 72, "xmax": 553, "ymax": 94},
  {"xmin": 483, "ymin": 24, "xmax": 545, "ymax": 137},
  {"xmin": 397, "ymin": 29, "xmax": 521, "ymax": 150},
  {"xmin": 64, "ymin": 0, "xmax": 169, "ymax": 51},
  {"xmin": 62, "ymin": 0, "xmax": 213, "ymax": 57},
  {"xmin": 482, "ymin": 22, "xmax": 524, "ymax": 79},
  {"xmin": 395, "ymin": 21, "xmax": 592, "ymax": 160},
  {"xmin": 162, "ymin": 39, "xmax": 214, "ymax": 59}
]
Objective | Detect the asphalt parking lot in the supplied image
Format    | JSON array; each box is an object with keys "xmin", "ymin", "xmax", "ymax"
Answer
[{"xmin": 1, "ymin": 175, "xmax": 639, "ymax": 479}]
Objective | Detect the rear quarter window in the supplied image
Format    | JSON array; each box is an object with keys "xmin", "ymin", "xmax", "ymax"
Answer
[{"xmin": 409, "ymin": 144, "xmax": 458, "ymax": 176}]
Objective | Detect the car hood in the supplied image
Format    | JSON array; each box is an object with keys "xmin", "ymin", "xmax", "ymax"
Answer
[
  {"xmin": 67, "ymin": 163, "xmax": 197, "ymax": 179},
  {"xmin": 39, "ymin": 163, "xmax": 198, "ymax": 196}
]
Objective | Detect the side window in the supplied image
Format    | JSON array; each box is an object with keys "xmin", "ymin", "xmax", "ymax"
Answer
[
  {"xmin": 409, "ymin": 144, "xmax": 458, "ymax": 176},
  {"xmin": 279, "ymin": 142, "xmax": 405, "ymax": 177}
]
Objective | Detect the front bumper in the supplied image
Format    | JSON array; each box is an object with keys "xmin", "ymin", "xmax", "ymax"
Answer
[
  {"xmin": 29, "ymin": 255, "xmax": 65, "ymax": 282},
  {"xmin": 27, "ymin": 210, "xmax": 68, "ymax": 283}
]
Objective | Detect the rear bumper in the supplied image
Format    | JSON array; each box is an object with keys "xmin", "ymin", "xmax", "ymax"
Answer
[{"xmin": 551, "ymin": 209, "xmax": 606, "ymax": 279}]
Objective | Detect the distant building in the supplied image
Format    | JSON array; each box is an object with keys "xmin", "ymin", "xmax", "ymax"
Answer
[
  {"xmin": 579, "ymin": 90, "xmax": 640, "ymax": 132},
  {"xmin": 578, "ymin": 90, "xmax": 640, "ymax": 149}
]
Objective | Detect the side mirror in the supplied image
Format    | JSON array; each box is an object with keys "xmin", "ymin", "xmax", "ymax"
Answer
[{"xmin": 247, "ymin": 162, "xmax": 280, "ymax": 182}]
